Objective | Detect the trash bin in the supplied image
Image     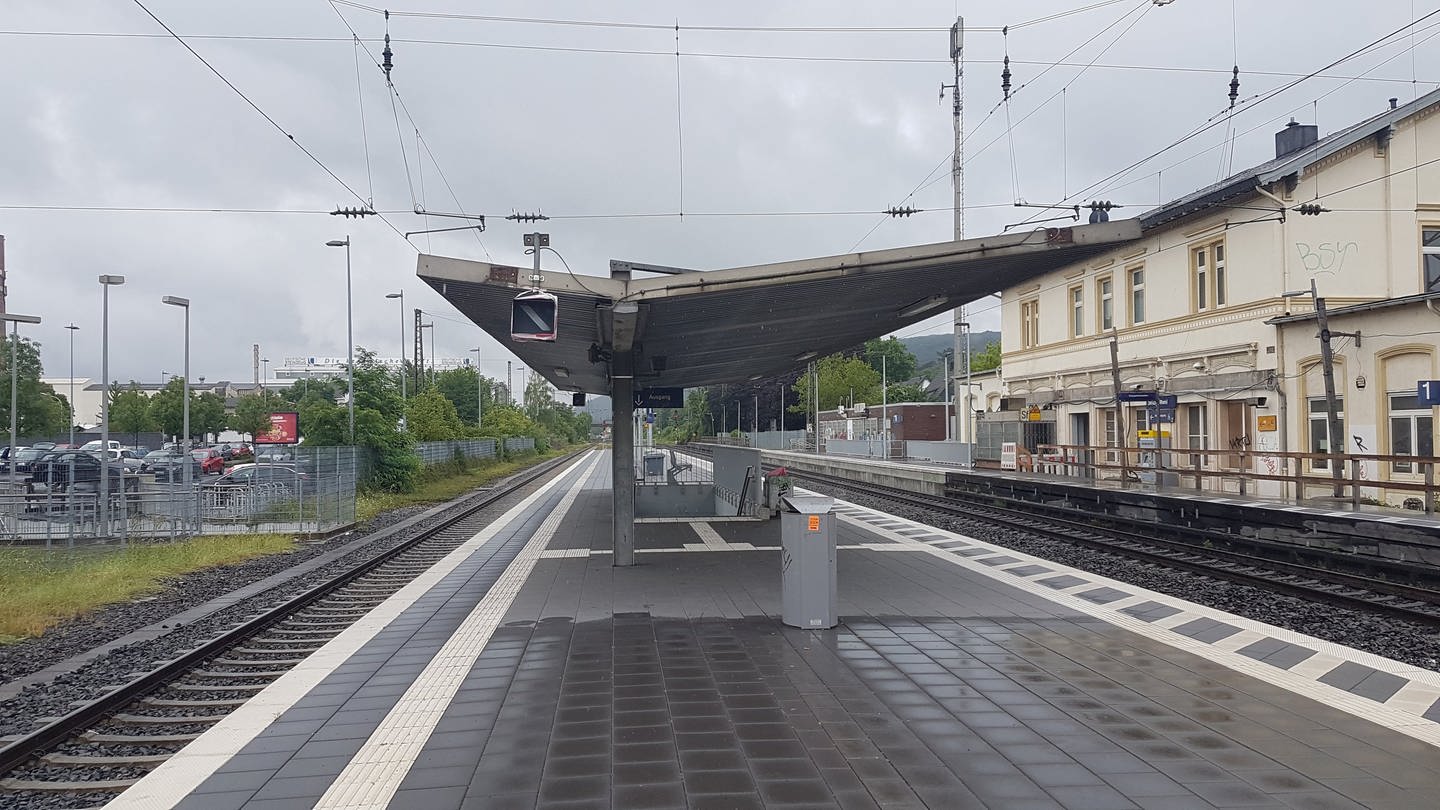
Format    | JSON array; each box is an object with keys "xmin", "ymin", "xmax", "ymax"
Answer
[
  {"xmin": 780, "ymin": 493, "xmax": 837, "ymax": 630},
  {"xmin": 643, "ymin": 452, "xmax": 664, "ymax": 477}
]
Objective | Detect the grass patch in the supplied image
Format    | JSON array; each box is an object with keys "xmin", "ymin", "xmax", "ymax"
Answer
[
  {"xmin": 0, "ymin": 534, "xmax": 296, "ymax": 643},
  {"xmin": 356, "ymin": 449, "xmax": 569, "ymax": 524}
]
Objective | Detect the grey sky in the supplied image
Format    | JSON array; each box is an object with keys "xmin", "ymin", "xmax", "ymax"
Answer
[{"xmin": 3, "ymin": 1, "xmax": 1436, "ymax": 386}]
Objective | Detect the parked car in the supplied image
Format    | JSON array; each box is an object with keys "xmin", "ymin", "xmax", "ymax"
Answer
[
  {"xmin": 7, "ymin": 447, "xmax": 53, "ymax": 474},
  {"xmin": 80, "ymin": 440, "xmax": 122, "ymax": 453},
  {"xmin": 253, "ymin": 445, "xmax": 295, "ymax": 463},
  {"xmin": 209, "ymin": 463, "xmax": 307, "ymax": 491},
  {"xmin": 138, "ymin": 450, "xmax": 200, "ymax": 479},
  {"xmin": 191, "ymin": 448, "xmax": 225, "ymax": 474},
  {"xmin": 92, "ymin": 448, "xmax": 146, "ymax": 472},
  {"xmin": 218, "ymin": 443, "xmax": 253, "ymax": 460},
  {"xmin": 27, "ymin": 451, "xmax": 136, "ymax": 494},
  {"xmin": 29, "ymin": 441, "xmax": 56, "ymax": 451}
]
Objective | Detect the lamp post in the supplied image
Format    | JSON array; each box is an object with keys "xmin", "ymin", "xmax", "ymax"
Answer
[
  {"xmin": 3, "ymin": 313, "xmax": 42, "ymax": 494},
  {"xmin": 325, "ymin": 238, "xmax": 355, "ymax": 444},
  {"xmin": 385, "ymin": 291, "xmax": 407, "ymax": 412},
  {"xmin": 468, "ymin": 347, "xmax": 483, "ymax": 428},
  {"xmin": 162, "ymin": 296, "xmax": 192, "ymax": 530},
  {"xmin": 98, "ymin": 274, "xmax": 125, "ymax": 534},
  {"xmin": 261, "ymin": 358, "xmax": 269, "ymax": 389},
  {"xmin": 65, "ymin": 324, "xmax": 78, "ymax": 447}
]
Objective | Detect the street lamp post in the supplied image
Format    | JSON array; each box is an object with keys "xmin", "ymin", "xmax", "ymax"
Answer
[
  {"xmin": 469, "ymin": 347, "xmax": 483, "ymax": 428},
  {"xmin": 261, "ymin": 358, "xmax": 269, "ymax": 389},
  {"xmin": 65, "ymin": 324, "xmax": 78, "ymax": 447},
  {"xmin": 162, "ymin": 296, "xmax": 192, "ymax": 531},
  {"xmin": 98, "ymin": 275, "xmax": 125, "ymax": 534},
  {"xmin": 3, "ymin": 314, "xmax": 42, "ymax": 495},
  {"xmin": 325, "ymin": 238, "xmax": 355, "ymax": 444},
  {"xmin": 385, "ymin": 292, "xmax": 407, "ymax": 413}
]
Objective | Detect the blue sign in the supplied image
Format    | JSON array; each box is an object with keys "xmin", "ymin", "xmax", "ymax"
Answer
[
  {"xmin": 1147, "ymin": 406, "xmax": 1176, "ymax": 424},
  {"xmin": 634, "ymin": 387, "xmax": 684, "ymax": 408},
  {"xmin": 1419, "ymin": 380, "xmax": 1440, "ymax": 407},
  {"xmin": 1118, "ymin": 390, "xmax": 1158, "ymax": 403}
]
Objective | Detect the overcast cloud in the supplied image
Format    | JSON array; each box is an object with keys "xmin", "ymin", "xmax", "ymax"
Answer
[{"xmin": 3, "ymin": 1, "xmax": 1437, "ymax": 386}]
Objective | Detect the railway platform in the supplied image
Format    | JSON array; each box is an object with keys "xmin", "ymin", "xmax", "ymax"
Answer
[
  {"xmin": 109, "ymin": 449, "xmax": 1440, "ymax": 809},
  {"xmin": 763, "ymin": 449, "xmax": 1440, "ymax": 561}
]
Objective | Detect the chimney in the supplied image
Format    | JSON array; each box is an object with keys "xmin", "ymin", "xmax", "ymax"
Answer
[{"xmin": 1275, "ymin": 119, "xmax": 1318, "ymax": 159}]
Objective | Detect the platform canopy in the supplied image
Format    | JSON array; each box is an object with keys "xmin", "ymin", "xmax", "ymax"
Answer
[{"xmin": 418, "ymin": 219, "xmax": 1140, "ymax": 396}]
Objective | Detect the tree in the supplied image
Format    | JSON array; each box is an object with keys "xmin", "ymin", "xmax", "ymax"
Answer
[
  {"xmin": 863, "ymin": 337, "xmax": 917, "ymax": 382},
  {"xmin": 434, "ymin": 366, "xmax": 494, "ymax": 427},
  {"xmin": 231, "ymin": 391, "xmax": 286, "ymax": 443},
  {"xmin": 349, "ymin": 347, "xmax": 403, "ymax": 424},
  {"xmin": 146, "ymin": 378, "xmax": 188, "ymax": 439},
  {"xmin": 406, "ymin": 390, "xmax": 465, "ymax": 441},
  {"xmin": 885, "ymin": 382, "xmax": 930, "ymax": 403},
  {"xmin": 192, "ymin": 392, "xmax": 228, "ymax": 442},
  {"xmin": 971, "ymin": 340, "xmax": 1001, "ymax": 373},
  {"xmin": 110, "ymin": 383, "xmax": 156, "ymax": 445},
  {"xmin": 0, "ymin": 335, "xmax": 70, "ymax": 438},
  {"xmin": 789, "ymin": 354, "xmax": 881, "ymax": 417}
]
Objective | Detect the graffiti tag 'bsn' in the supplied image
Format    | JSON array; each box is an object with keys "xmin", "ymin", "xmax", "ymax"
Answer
[{"xmin": 1295, "ymin": 241, "xmax": 1358, "ymax": 275}]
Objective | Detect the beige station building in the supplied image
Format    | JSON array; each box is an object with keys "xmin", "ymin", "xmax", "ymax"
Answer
[{"xmin": 986, "ymin": 89, "xmax": 1440, "ymax": 506}]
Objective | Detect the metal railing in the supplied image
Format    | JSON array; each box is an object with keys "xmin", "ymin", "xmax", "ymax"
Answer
[
  {"xmin": 3, "ymin": 446, "xmax": 360, "ymax": 546},
  {"xmin": 1020, "ymin": 442, "xmax": 1438, "ymax": 515}
]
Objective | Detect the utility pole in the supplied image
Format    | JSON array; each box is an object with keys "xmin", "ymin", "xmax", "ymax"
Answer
[
  {"xmin": 1311, "ymin": 279, "xmax": 1349, "ymax": 498},
  {"xmin": 942, "ymin": 17, "xmax": 969, "ymax": 447},
  {"xmin": 1109, "ymin": 329, "xmax": 1129, "ymax": 482}
]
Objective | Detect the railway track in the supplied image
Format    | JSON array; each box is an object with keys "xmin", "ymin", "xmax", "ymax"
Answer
[
  {"xmin": 681, "ymin": 446, "xmax": 1440, "ymax": 627},
  {"xmin": 0, "ymin": 451, "xmax": 583, "ymax": 807}
]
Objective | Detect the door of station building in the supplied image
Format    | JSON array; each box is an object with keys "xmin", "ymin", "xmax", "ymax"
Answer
[{"xmin": 1218, "ymin": 401, "xmax": 1247, "ymax": 469}]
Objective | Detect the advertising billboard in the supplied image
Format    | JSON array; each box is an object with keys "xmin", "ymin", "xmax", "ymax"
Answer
[{"xmin": 256, "ymin": 411, "xmax": 300, "ymax": 445}]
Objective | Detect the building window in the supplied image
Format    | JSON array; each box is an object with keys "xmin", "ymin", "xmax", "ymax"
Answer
[
  {"xmin": 1308, "ymin": 396, "xmax": 1345, "ymax": 471},
  {"xmin": 1424, "ymin": 227, "xmax": 1440, "ymax": 293},
  {"xmin": 1191, "ymin": 239, "xmax": 1227, "ymax": 312},
  {"xmin": 1098, "ymin": 276, "xmax": 1114, "ymax": 331},
  {"xmin": 1388, "ymin": 392, "xmax": 1434, "ymax": 474},
  {"xmin": 1129, "ymin": 266, "xmax": 1145, "ymax": 325},
  {"xmin": 1186, "ymin": 403, "xmax": 1208, "ymax": 468},
  {"xmin": 1021, "ymin": 299, "xmax": 1041, "ymax": 348},
  {"xmin": 1070, "ymin": 286, "xmax": 1084, "ymax": 338},
  {"xmin": 1102, "ymin": 408, "xmax": 1118, "ymax": 462}
]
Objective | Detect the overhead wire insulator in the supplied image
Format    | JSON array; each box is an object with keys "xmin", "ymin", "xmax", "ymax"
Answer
[
  {"xmin": 506, "ymin": 211, "xmax": 550, "ymax": 223},
  {"xmin": 331, "ymin": 206, "xmax": 377, "ymax": 218},
  {"xmin": 1295, "ymin": 203, "xmax": 1329, "ymax": 216},
  {"xmin": 381, "ymin": 10, "xmax": 394, "ymax": 82},
  {"xmin": 884, "ymin": 206, "xmax": 920, "ymax": 218},
  {"xmin": 1228, "ymin": 65, "xmax": 1240, "ymax": 109},
  {"xmin": 1000, "ymin": 26, "xmax": 1012, "ymax": 101}
]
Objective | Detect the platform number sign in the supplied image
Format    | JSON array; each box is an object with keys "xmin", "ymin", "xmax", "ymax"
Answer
[{"xmin": 1419, "ymin": 380, "xmax": 1440, "ymax": 407}]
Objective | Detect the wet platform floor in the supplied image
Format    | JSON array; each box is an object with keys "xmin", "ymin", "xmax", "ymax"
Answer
[{"xmin": 130, "ymin": 453, "xmax": 1440, "ymax": 809}]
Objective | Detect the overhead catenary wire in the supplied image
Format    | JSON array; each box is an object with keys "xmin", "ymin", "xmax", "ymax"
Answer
[
  {"xmin": 126, "ymin": 0, "xmax": 412, "ymax": 245},
  {"xmin": 351, "ymin": 34, "xmax": 375, "ymax": 207},
  {"xmin": 329, "ymin": 2, "xmax": 490, "ymax": 258}
]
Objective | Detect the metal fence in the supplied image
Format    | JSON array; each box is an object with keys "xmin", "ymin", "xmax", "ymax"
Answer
[
  {"xmin": 414, "ymin": 439, "xmax": 498, "ymax": 466},
  {"xmin": 1, "ymin": 446, "xmax": 359, "ymax": 547},
  {"xmin": 504, "ymin": 437, "xmax": 536, "ymax": 454}
]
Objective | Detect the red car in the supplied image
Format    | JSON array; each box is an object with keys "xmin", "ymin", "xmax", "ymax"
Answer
[{"xmin": 191, "ymin": 448, "xmax": 225, "ymax": 474}]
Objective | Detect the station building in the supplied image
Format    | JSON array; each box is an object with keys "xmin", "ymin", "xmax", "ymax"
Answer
[{"xmin": 992, "ymin": 89, "xmax": 1440, "ymax": 505}]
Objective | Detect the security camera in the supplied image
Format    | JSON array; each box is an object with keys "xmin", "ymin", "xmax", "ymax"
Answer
[
  {"xmin": 1132, "ymin": 383, "xmax": 1145, "ymax": 390},
  {"xmin": 1192, "ymin": 361, "xmax": 1206, "ymax": 371}
]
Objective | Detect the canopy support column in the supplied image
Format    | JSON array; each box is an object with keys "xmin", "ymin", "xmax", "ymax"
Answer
[{"xmin": 611, "ymin": 352, "xmax": 636, "ymax": 567}]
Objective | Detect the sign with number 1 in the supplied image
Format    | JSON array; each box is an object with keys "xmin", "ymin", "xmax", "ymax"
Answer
[{"xmin": 1419, "ymin": 380, "xmax": 1440, "ymax": 407}]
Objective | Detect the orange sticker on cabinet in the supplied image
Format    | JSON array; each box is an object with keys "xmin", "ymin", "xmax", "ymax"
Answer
[{"xmin": 807, "ymin": 515, "xmax": 820, "ymax": 531}]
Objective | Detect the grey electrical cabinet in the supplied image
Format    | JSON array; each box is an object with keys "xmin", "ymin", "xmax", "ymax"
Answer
[
  {"xmin": 780, "ymin": 494, "xmax": 837, "ymax": 630},
  {"xmin": 642, "ymin": 452, "xmax": 664, "ymax": 477}
]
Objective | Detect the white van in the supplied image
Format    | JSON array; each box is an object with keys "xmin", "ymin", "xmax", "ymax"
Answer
[{"xmin": 80, "ymin": 440, "xmax": 123, "ymax": 452}]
